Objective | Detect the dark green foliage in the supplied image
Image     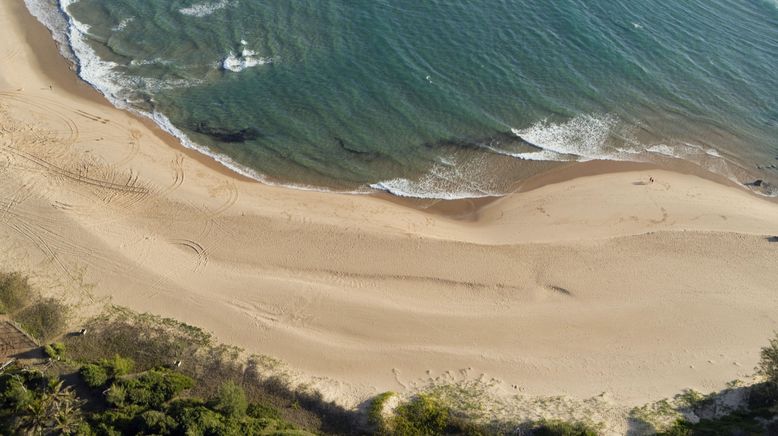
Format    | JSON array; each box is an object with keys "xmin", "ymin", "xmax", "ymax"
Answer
[
  {"xmin": 212, "ymin": 380, "xmax": 249, "ymax": 417},
  {"xmin": 102, "ymin": 354, "xmax": 135, "ymax": 377},
  {"xmin": 0, "ymin": 361, "xmax": 311, "ymax": 436},
  {"xmin": 529, "ymin": 419, "xmax": 599, "ymax": 436},
  {"xmin": 16, "ymin": 298, "xmax": 67, "ymax": 341},
  {"xmin": 63, "ymin": 309, "xmax": 360, "ymax": 434},
  {"xmin": 105, "ymin": 383, "xmax": 127, "ymax": 407},
  {"xmin": 392, "ymin": 394, "xmax": 450, "ymax": 436},
  {"xmin": 80, "ymin": 363, "xmax": 109, "ymax": 389},
  {"xmin": 0, "ymin": 271, "xmax": 32, "ymax": 314},
  {"xmin": 44, "ymin": 342, "xmax": 66, "ymax": 359},
  {"xmin": 0, "ymin": 367, "xmax": 86, "ymax": 435},
  {"xmin": 80, "ymin": 355, "xmax": 136, "ymax": 390},
  {"xmin": 117, "ymin": 369, "xmax": 194, "ymax": 409},
  {"xmin": 132, "ymin": 410, "xmax": 177, "ymax": 434}
]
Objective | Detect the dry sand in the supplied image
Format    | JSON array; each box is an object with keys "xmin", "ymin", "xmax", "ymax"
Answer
[{"xmin": 2, "ymin": 0, "xmax": 778, "ymax": 418}]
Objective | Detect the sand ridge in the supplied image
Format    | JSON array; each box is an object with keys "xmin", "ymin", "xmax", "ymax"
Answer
[{"xmin": 1, "ymin": 0, "xmax": 778, "ymax": 415}]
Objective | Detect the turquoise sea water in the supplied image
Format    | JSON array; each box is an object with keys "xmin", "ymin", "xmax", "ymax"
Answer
[{"xmin": 26, "ymin": 0, "xmax": 778, "ymax": 198}]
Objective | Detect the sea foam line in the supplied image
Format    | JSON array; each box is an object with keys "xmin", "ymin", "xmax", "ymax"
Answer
[
  {"xmin": 24, "ymin": 2, "xmax": 771, "ymax": 200},
  {"xmin": 24, "ymin": 0, "xmax": 368, "ymax": 197}
]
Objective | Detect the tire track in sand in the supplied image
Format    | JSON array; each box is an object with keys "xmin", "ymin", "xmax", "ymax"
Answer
[{"xmin": 168, "ymin": 239, "xmax": 209, "ymax": 272}]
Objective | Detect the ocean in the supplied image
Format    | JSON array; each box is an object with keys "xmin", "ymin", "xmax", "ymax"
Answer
[{"xmin": 25, "ymin": 0, "xmax": 778, "ymax": 199}]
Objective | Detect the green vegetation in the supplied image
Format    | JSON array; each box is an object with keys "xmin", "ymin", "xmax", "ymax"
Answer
[
  {"xmin": 43, "ymin": 342, "xmax": 66, "ymax": 360},
  {"xmin": 368, "ymin": 391, "xmax": 395, "ymax": 431},
  {"xmin": 0, "ymin": 359, "xmax": 312, "ymax": 435},
  {"xmin": 7, "ymin": 270, "xmax": 778, "ymax": 435},
  {"xmin": 392, "ymin": 394, "xmax": 450, "ymax": 435},
  {"xmin": 212, "ymin": 380, "xmax": 249, "ymax": 417},
  {"xmin": 80, "ymin": 354, "xmax": 136, "ymax": 389},
  {"xmin": 758, "ymin": 334, "xmax": 778, "ymax": 397},
  {"xmin": 59, "ymin": 307, "xmax": 359, "ymax": 432},
  {"xmin": 528, "ymin": 420, "xmax": 599, "ymax": 436}
]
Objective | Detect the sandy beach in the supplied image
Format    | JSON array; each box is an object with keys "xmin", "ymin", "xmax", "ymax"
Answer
[{"xmin": 2, "ymin": 0, "xmax": 778, "ymax": 417}]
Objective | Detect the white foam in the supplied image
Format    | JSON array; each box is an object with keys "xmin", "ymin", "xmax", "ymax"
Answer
[
  {"xmin": 370, "ymin": 155, "xmax": 502, "ymax": 200},
  {"xmin": 221, "ymin": 50, "xmax": 272, "ymax": 72},
  {"xmin": 501, "ymin": 114, "xmax": 621, "ymax": 162},
  {"xmin": 179, "ymin": 0, "xmax": 230, "ymax": 17},
  {"xmin": 26, "ymin": 2, "xmax": 767, "ymax": 200},
  {"xmin": 23, "ymin": 0, "xmax": 76, "ymax": 64},
  {"xmin": 113, "ymin": 17, "xmax": 133, "ymax": 32},
  {"xmin": 370, "ymin": 179, "xmax": 496, "ymax": 200}
]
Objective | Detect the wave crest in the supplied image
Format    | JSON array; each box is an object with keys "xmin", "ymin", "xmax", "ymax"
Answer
[{"xmin": 179, "ymin": 0, "xmax": 231, "ymax": 17}]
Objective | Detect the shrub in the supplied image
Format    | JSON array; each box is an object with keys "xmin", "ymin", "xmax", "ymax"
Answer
[
  {"xmin": 16, "ymin": 298, "xmax": 67, "ymax": 341},
  {"xmin": 80, "ymin": 364, "xmax": 109, "ymax": 389},
  {"xmin": 44, "ymin": 342, "xmax": 66, "ymax": 359},
  {"xmin": 530, "ymin": 419, "xmax": 599, "ymax": 436},
  {"xmin": 758, "ymin": 334, "xmax": 778, "ymax": 397},
  {"xmin": 212, "ymin": 380, "xmax": 248, "ymax": 417},
  {"xmin": 0, "ymin": 272, "xmax": 32, "ymax": 314},
  {"xmin": 1, "ymin": 375, "xmax": 34, "ymax": 411},
  {"xmin": 119, "ymin": 369, "xmax": 194, "ymax": 408},
  {"xmin": 392, "ymin": 394, "xmax": 449, "ymax": 436},
  {"xmin": 368, "ymin": 391, "xmax": 395, "ymax": 430},
  {"xmin": 101, "ymin": 355, "xmax": 134, "ymax": 377},
  {"xmin": 105, "ymin": 383, "xmax": 127, "ymax": 407},
  {"xmin": 246, "ymin": 402, "xmax": 281, "ymax": 420},
  {"xmin": 131, "ymin": 410, "xmax": 176, "ymax": 434}
]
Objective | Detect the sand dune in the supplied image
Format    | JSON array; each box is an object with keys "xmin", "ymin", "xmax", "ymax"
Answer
[{"xmin": 1, "ymin": 0, "xmax": 778, "ymax": 417}]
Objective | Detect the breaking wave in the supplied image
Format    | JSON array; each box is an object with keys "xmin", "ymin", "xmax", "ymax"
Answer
[{"xmin": 179, "ymin": 0, "xmax": 231, "ymax": 17}]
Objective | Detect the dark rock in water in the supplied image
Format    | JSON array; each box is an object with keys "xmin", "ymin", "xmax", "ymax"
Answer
[
  {"xmin": 192, "ymin": 122, "xmax": 261, "ymax": 143},
  {"xmin": 334, "ymin": 137, "xmax": 380, "ymax": 160},
  {"xmin": 745, "ymin": 179, "xmax": 764, "ymax": 187}
]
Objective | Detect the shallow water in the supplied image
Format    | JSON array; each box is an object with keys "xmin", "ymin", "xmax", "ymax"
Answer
[{"xmin": 26, "ymin": 0, "xmax": 778, "ymax": 198}]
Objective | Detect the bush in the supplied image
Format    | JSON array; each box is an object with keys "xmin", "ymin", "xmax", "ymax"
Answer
[
  {"xmin": 212, "ymin": 380, "xmax": 248, "ymax": 417},
  {"xmin": 80, "ymin": 364, "xmax": 109, "ymax": 389},
  {"xmin": 101, "ymin": 355, "xmax": 134, "ymax": 377},
  {"xmin": 368, "ymin": 391, "xmax": 395, "ymax": 430},
  {"xmin": 105, "ymin": 384, "xmax": 127, "ymax": 407},
  {"xmin": 0, "ymin": 272, "xmax": 32, "ymax": 314},
  {"xmin": 530, "ymin": 419, "xmax": 599, "ymax": 436},
  {"xmin": 246, "ymin": 402, "xmax": 281, "ymax": 420},
  {"xmin": 392, "ymin": 394, "xmax": 449, "ymax": 436},
  {"xmin": 16, "ymin": 298, "xmax": 67, "ymax": 341},
  {"xmin": 758, "ymin": 334, "xmax": 778, "ymax": 398},
  {"xmin": 44, "ymin": 342, "xmax": 66, "ymax": 359},
  {"xmin": 119, "ymin": 369, "xmax": 194, "ymax": 408}
]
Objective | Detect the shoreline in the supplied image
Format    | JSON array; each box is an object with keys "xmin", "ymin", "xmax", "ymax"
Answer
[
  {"xmin": 3, "ymin": 0, "xmax": 778, "ymax": 418},
  {"xmin": 14, "ymin": 0, "xmax": 773, "ymax": 215}
]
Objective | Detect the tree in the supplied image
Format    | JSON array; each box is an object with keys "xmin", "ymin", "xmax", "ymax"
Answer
[
  {"xmin": 17, "ymin": 380, "xmax": 83, "ymax": 435},
  {"xmin": 80, "ymin": 364, "xmax": 109, "ymax": 389},
  {"xmin": 212, "ymin": 380, "xmax": 248, "ymax": 417}
]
